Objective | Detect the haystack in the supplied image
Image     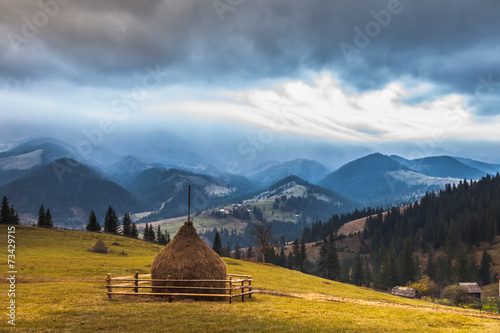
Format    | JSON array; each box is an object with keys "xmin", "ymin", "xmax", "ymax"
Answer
[
  {"xmin": 151, "ymin": 221, "xmax": 227, "ymax": 300},
  {"xmin": 89, "ymin": 239, "xmax": 109, "ymax": 254}
]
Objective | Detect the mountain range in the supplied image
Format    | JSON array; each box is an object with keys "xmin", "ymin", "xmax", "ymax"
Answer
[{"xmin": 1, "ymin": 137, "xmax": 498, "ymax": 226}]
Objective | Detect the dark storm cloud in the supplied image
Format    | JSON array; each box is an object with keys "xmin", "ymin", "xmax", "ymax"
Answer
[{"xmin": 1, "ymin": 0, "xmax": 499, "ymax": 112}]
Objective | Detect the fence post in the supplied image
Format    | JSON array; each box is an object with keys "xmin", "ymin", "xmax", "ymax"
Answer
[
  {"xmin": 167, "ymin": 275, "xmax": 171, "ymax": 303},
  {"xmin": 229, "ymin": 277, "xmax": 233, "ymax": 304},
  {"xmin": 241, "ymin": 279, "xmax": 245, "ymax": 302},
  {"xmin": 107, "ymin": 273, "xmax": 112, "ymax": 300},
  {"xmin": 134, "ymin": 271, "xmax": 139, "ymax": 293},
  {"xmin": 248, "ymin": 275, "xmax": 252, "ymax": 299}
]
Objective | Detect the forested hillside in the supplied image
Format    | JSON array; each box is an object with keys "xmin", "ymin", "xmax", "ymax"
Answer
[{"xmin": 364, "ymin": 174, "xmax": 500, "ymax": 288}]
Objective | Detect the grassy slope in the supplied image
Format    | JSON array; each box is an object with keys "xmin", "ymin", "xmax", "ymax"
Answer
[{"xmin": 1, "ymin": 226, "xmax": 499, "ymax": 332}]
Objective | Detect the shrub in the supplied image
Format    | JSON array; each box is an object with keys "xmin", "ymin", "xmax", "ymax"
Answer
[{"xmin": 442, "ymin": 285, "xmax": 469, "ymax": 307}]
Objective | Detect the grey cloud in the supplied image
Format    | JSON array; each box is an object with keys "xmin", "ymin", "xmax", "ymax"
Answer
[{"xmin": 1, "ymin": 0, "xmax": 499, "ymax": 113}]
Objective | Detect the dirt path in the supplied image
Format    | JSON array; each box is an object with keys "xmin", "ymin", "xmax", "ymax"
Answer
[{"xmin": 261, "ymin": 289, "xmax": 500, "ymax": 321}]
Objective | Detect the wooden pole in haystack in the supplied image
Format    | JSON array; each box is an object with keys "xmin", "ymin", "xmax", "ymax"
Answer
[{"xmin": 188, "ymin": 185, "xmax": 191, "ymax": 222}]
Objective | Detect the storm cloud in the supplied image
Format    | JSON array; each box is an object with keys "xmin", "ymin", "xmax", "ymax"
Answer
[{"xmin": 1, "ymin": 0, "xmax": 499, "ymax": 141}]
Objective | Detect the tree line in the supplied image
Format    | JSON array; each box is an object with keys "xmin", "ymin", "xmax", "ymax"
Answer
[{"xmin": 0, "ymin": 196, "xmax": 20, "ymax": 225}]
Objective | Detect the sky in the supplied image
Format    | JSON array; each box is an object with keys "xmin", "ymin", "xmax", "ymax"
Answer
[{"xmin": 1, "ymin": 0, "xmax": 500, "ymax": 162}]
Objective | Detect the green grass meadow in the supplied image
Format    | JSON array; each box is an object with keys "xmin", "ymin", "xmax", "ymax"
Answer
[{"xmin": 1, "ymin": 226, "xmax": 499, "ymax": 332}]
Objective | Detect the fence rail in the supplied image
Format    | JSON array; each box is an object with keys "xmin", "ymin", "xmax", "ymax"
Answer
[{"xmin": 106, "ymin": 272, "xmax": 258, "ymax": 303}]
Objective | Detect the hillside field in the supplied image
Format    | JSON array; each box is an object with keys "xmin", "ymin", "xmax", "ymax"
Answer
[{"xmin": 1, "ymin": 226, "xmax": 500, "ymax": 332}]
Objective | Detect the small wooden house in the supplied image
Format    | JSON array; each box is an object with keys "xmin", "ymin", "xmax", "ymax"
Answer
[
  {"xmin": 458, "ymin": 282, "xmax": 482, "ymax": 300},
  {"xmin": 391, "ymin": 286, "xmax": 417, "ymax": 299}
]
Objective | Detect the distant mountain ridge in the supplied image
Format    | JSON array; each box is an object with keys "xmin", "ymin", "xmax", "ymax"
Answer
[
  {"xmin": 389, "ymin": 155, "xmax": 486, "ymax": 179},
  {"xmin": 319, "ymin": 153, "xmax": 434, "ymax": 206},
  {"xmin": 250, "ymin": 158, "xmax": 330, "ymax": 188},
  {"xmin": 0, "ymin": 158, "xmax": 145, "ymax": 225}
]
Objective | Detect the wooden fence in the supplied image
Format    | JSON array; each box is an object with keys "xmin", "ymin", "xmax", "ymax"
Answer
[{"xmin": 106, "ymin": 272, "xmax": 258, "ymax": 303}]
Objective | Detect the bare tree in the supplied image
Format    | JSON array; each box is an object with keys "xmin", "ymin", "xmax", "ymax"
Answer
[{"xmin": 250, "ymin": 220, "xmax": 274, "ymax": 263}]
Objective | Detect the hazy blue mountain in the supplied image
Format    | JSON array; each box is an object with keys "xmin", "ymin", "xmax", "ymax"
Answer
[
  {"xmin": 319, "ymin": 153, "xmax": 429, "ymax": 205},
  {"xmin": 390, "ymin": 155, "xmax": 486, "ymax": 179},
  {"xmin": 0, "ymin": 158, "xmax": 145, "ymax": 225},
  {"xmin": 109, "ymin": 155, "xmax": 165, "ymax": 186},
  {"xmin": 0, "ymin": 138, "xmax": 79, "ymax": 185},
  {"xmin": 250, "ymin": 158, "xmax": 331, "ymax": 189},
  {"xmin": 454, "ymin": 157, "xmax": 500, "ymax": 176},
  {"xmin": 128, "ymin": 168, "xmax": 251, "ymax": 221},
  {"xmin": 263, "ymin": 175, "xmax": 357, "ymax": 222}
]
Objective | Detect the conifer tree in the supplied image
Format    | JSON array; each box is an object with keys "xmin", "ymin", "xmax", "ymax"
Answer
[
  {"xmin": 292, "ymin": 238, "xmax": 301, "ymax": 269},
  {"xmin": 156, "ymin": 225, "xmax": 168, "ymax": 245},
  {"xmin": 279, "ymin": 247, "xmax": 286, "ymax": 267},
  {"xmin": 352, "ymin": 253, "xmax": 364, "ymax": 286},
  {"xmin": 104, "ymin": 206, "xmax": 119, "ymax": 233},
  {"xmin": 165, "ymin": 229, "xmax": 171, "ymax": 244},
  {"xmin": 399, "ymin": 239, "xmax": 417, "ymax": 284},
  {"xmin": 212, "ymin": 231, "xmax": 222, "ymax": 256},
  {"xmin": 222, "ymin": 241, "xmax": 231, "ymax": 257},
  {"xmin": 38, "ymin": 205, "xmax": 46, "ymax": 227},
  {"xmin": 340, "ymin": 256, "xmax": 351, "ymax": 283},
  {"xmin": 122, "ymin": 213, "xmax": 132, "ymax": 236},
  {"xmin": 247, "ymin": 244, "xmax": 253, "ymax": 259},
  {"xmin": 44, "ymin": 209, "xmax": 53, "ymax": 228},
  {"xmin": 479, "ymin": 250, "xmax": 492, "ymax": 285},
  {"xmin": 300, "ymin": 239, "xmax": 307, "ymax": 272},
  {"xmin": 0, "ymin": 196, "xmax": 10, "ymax": 224},
  {"xmin": 424, "ymin": 245, "xmax": 437, "ymax": 280},
  {"xmin": 86, "ymin": 209, "xmax": 101, "ymax": 232},
  {"xmin": 130, "ymin": 223, "xmax": 138, "ymax": 238},
  {"xmin": 234, "ymin": 241, "xmax": 241, "ymax": 259},
  {"xmin": 9, "ymin": 205, "xmax": 19, "ymax": 225},
  {"xmin": 318, "ymin": 231, "xmax": 340, "ymax": 280}
]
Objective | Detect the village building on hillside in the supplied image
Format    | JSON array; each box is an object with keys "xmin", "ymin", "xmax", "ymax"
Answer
[
  {"xmin": 458, "ymin": 282, "xmax": 482, "ymax": 300},
  {"xmin": 391, "ymin": 286, "xmax": 418, "ymax": 299}
]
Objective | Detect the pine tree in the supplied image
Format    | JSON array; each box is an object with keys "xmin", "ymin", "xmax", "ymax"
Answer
[
  {"xmin": 6, "ymin": 203, "xmax": 19, "ymax": 225},
  {"xmin": 0, "ymin": 196, "xmax": 10, "ymax": 224},
  {"xmin": 104, "ymin": 206, "xmax": 119, "ymax": 233},
  {"xmin": 318, "ymin": 231, "xmax": 340, "ymax": 280},
  {"xmin": 279, "ymin": 247, "xmax": 287, "ymax": 267},
  {"xmin": 424, "ymin": 245, "xmax": 437, "ymax": 280},
  {"xmin": 86, "ymin": 210, "xmax": 101, "ymax": 232},
  {"xmin": 130, "ymin": 223, "xmax": 138, "ymax": 238},
  {"xmin": 212, "ymin": 231, "xmax": 222, "ymax": 256},
  {"xmin": 234, "ymin": 241, "xmax": 241, "ymax": 259},
  {"xmin": 300, "ymin": 239, "xmax": 307, "ymax": 272},
  {"xmin": 222, "ymin": 241, "xmax": 231, "ymax": 257},
  {"xmin": 292, "ymin": 238, "xmax": 301, "ymax": 270},
  {"xmin": 165, "ymin": 229, "xmax": 171, "ymax": 244},
  {"xmin": 455, "ymin": 247, "xmax": 470, "ymax": 282},
  {"xmin": 38, "ymin": 205, "xmax": 46, "ymax": 227},
  {"xmin": 247, "ymin": 244, "xmax": 253, "ymax": 259},
  {"xmin": 479, "ymin": 250, "xmax": 492, "ymax": 285},
  {"xmin": 122, "ymin": 213, "xmax": 132, "ymax": 236},
  {"xmin": 399, "ymin": 239, "xmax": 417, "ymax": 284},
  {"xmin": 44, "ymin": 209, "xmax": 53, "ymax": 228},
  {"xmin": 157, "ymin": 225, "xmax": 167, "ymax": 245},
  {"xmin": 352, "ymin": 253, "xmax": 364, "ymax": 286},
  {"xmin": 340, "ymin": 256, "xmax": 351, "ymax": 283}
]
